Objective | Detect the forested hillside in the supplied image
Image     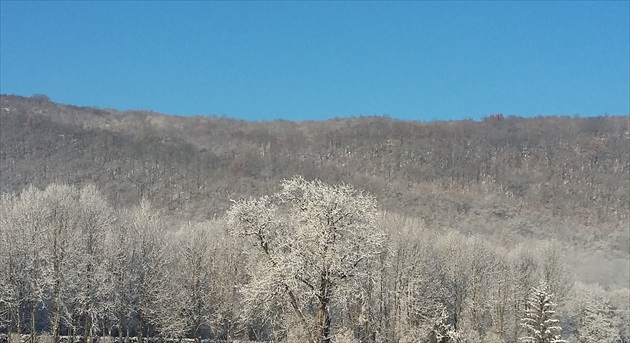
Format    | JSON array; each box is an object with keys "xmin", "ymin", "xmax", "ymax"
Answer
[
  {"xmin": 0, "ymin": 94, "xmax": 628, "ymax": 343},
  {"xmin": 1, "ymin": 95, "xmax": 628, "ymax": 251}
]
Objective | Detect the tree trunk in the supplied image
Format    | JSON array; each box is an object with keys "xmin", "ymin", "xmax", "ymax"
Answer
[
  {"xmin": 193, "ymin": 325, "xmax": 200, "ymax": 343},
  {"xmin": 284, "ymin": 285, "xmax": 314, "ymax": 343},
  {"xmin": 83, "ymin": 315, "xmax": 92, "ymax": 343},
  {"xmin": 15, "ymin": 307, "xmax": 22, "ymax": 342},
  {"xmin": 137, "ymin": 314, "xmax": 143, "ymax": 343},
  {"xmin": 51, "ymin": 229, "xmax": 62, "ymax": 343},
  {"xmin": 118, "ymin": 311, "xmax": 123, "ymax": 343},
  {"xmin": 52, "ymin": 279, "xmax": 60, "ymax": 343},
  {"xmin": 9, "ymin": 307, "xmax": 22, "ymax": 343},
  {"xmin": 30, "ymin": 301, "xmax": 36, "ymax": 343},
  {"xmin": 317, "ymin": 274, "xmax": 332, "ymax": 343},
  {"xmin": 52, "ymin": 311, "xmax": 60, "ymax": 343},
  {"xmin": 316, "ymin": 301, "xmax": 332, "ymax": 343}
]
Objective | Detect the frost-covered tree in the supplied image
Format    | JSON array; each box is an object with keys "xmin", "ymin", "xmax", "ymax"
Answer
[
  {"xmin": 39, "ymin": 184, "xmax": 81, "ymax": 343},
  {"xmin": 192, "ymin": 222, "xmax": 244, "ymax": 341},
  {"xmin": 487, "ymin": 247, "xmax": 513, "ymax": 341},
  {"xmin": 537, "ymin": 241, "xmax": 572, "ymax": 307},
  {"xmin": 0, "ymin": 192, "xmax": 21, "ymax": 340},
  {"xmin": 71, "ymin": 185, "xmax": 114, "ymax": 343},
  {"xmin": 432, "ymin": 232, "xmax": 471, "ymax": 333},
  {"xmin": 520, "ymin": 282, "xmax": 566, "ymax": 343},
  {"xmin": 388, "ymin": 230, "xmax": 443, "ymax": 343},
  {"xmin": 227, "ymin": 176, "xmax": 386, "ymax": 343},
  {"xmin": 608, "ymin": 287, "xmax": 630, "ymax": 343},
  {"xmin": 0, "ymin": 185, "xmax": 113, "ymax": 342},
  {"xmin": 506, "ymin": 244, "xmax": 541, "ymax": 342},
  {"xmin": 103, "ymin": 212, "xmax": 135, "ymax": 342},
  {"xmin": 569, "ymin": 282, "xmax": 619, "ymax": 343},
  {"xmin": 425, "ymin": 306, "xmax": 459, "ymax": 343},
  {"xmin": 333, "ymin": 327, "xmax": 359, "ymax": 343},
  {"xmin": 125, "ymin": 199, "xmax": 168, "ymax": 341},
  {"xmin": 1, "ymin": 186, "xmax": 51, "ymax": 343},
  {"xmin": 461, "ymin": 236, "xmax": 499, "ymax": 340},
  {"xmin": 153, "ymin": 221, "xmax": 221, "ymax": 341}
]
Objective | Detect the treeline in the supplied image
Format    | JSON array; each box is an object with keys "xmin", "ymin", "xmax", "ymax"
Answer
[{"xmin": 1, "ymin": 182, "xmax": 628, "ymax": 343}]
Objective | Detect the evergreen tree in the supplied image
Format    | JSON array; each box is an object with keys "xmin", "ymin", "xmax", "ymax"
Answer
[{"xmin": 520, "ymin": 282, "xmax": 566, "ymax": 343}]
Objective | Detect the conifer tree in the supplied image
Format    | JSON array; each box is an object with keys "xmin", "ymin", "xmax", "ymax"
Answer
[{"xmin": 520, "ymin": 282, "xmax": 566, "ymax": 343}]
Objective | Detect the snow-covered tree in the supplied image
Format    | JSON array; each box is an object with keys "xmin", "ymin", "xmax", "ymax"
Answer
[
  {"xmin": 72, "ymin": 185, "xmax": 114, "ymax": 343},
  {"xmin": 608, "ymin": 287, "xmax": 630, "ymax": 343},
  {"xmin": 1, "ymin": 185, "xmax": 114, "ymax": 342},
  {"xmin": 40, "ymin": 184, "xmax": 81, "ymax": 343},
  {"xmin": 569, "ymin": 282, "xmax": 619, "ymax": 343},
  {"xmin": 103, "ymin": 211, "xmax": 135, "ymax": 342},
  {"xmin": 537, "ymin": 241, "xmax": 572, "ymax": 307},
  {"xmin": 1, "ymin": 186, "xmax": 51, "ymax": 343},
  {"xmin": 153, "ymin": 221, "xmax": 220, "ymax": 341},
  {"xmin": 425, "ymin": 306, "xmax": 459, "ymax": 343},
  {"xmin": 125, "ymin": 199, "xmax": 169, "ymax": 341},
  {"xmin": 333, "ymin": 327, "xmax": 359, "ymax": 343},
  {"xmin": 432, "ymin": 232, "xmax": 471, "ymax": 334},
  {"xmin": 461, "ymin": 236, "xmax": 499, "ymax": 340},
  {"xmin": 388, "ymin": 231, "xmax": 441, "ymax": 343},
  {"xmin": 487, "ymin": 247, "xmax": 512, "ymax": 341},
  {"xmin": 227, "ymin": 176, "xmax": 386, "ymax": 343},
  {"xmin": 520, "ymin": 282, "xmax": 566, "ymax": 343},
  {"xmin": 507, "ymin": 244, "xmax": 541, "ymax": 342},
  {"xmin": 0, "ymin": 192, "xmax": 21, "ymax": 340}
]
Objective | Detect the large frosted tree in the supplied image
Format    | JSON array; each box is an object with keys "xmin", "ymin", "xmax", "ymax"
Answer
[{"xmin": 227, "ymin": 176, "xmax": 386, "ymax": 343}]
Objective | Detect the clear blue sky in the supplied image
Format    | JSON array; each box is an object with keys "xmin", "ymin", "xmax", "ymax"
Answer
[{"xmin": 1, "ymin": 1, "xmax": 628, "ymax": 121}]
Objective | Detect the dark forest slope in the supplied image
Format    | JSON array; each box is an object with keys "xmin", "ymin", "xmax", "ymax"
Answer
[{"xmin": 1, "ymin": 94, "xmax": 628, "ymax": 280}]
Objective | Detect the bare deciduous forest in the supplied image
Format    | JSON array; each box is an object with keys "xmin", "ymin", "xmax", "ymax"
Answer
[{"xmin": 0, "ymin": 94, "xmax": 628, "ymax": 343}]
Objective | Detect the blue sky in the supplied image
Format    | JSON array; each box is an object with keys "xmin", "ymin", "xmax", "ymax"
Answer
[{"xmin": 1, "ymin": 1, "xmax": 628, "ymax": 121}]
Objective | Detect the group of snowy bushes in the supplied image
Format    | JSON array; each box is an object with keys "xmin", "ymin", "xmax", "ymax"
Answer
[{"xmin": 1, "ymin": 178, "xmax": 628, "ymax": 343}]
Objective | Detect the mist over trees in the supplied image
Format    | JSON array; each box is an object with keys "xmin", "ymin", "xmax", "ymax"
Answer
[{"xmin": 0, "ymin": 95, "xmax": 628, "ymax": 342}]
